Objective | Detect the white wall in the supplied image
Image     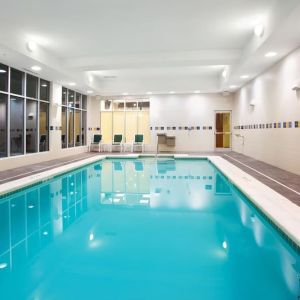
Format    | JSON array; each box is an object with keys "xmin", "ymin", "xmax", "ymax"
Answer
[
  {"xmin": 148, "ymin": 93, "xmax": 233, "ymax": 152},
  {"xmin": 232, "ymin": 47, "xmax": 300, "ymax": 175}
]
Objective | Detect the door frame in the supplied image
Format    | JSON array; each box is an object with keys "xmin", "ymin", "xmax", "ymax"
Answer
[{"xmin": 214, "ymin": 110, "xmax": 232, "ymax": 152}]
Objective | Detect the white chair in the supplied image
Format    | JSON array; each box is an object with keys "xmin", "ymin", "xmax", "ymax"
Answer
[
  {"xmin": 111, "ymin": 134, "xmax": 123, "ymax": 152},
  {"xmin": 89, "ymin": 134, "xmax": 102, "ymax": 152},
  {"xmin": 132, "ymin": 134, "xmax": 144, "ymax": 152}
]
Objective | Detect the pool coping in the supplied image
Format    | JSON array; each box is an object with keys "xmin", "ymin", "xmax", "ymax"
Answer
[{"xmin": 0, "ymin": 153, "xmax": 300, "ymax": 250}]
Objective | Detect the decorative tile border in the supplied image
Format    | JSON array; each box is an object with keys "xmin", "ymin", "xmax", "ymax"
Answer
[
  {"xmin": 49, "ymin": 126, "xmax": 62, "ymax": 131},
  {"xmin": 150, "ymin": 126, "xmax": 213, "ymax": 131},
  {"xmin": 234, "ymin": 120, "xmax": 300, "ymax": 130}
]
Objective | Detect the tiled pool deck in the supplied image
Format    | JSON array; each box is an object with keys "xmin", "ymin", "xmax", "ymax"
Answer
[{"xmin": 0, "ymin": 151, "xmax": 300, "ymax": 207}]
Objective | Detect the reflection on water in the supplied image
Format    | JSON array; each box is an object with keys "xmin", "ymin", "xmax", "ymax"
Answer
[{"xmin": 0, "ymin": 158, "xmax": 299, "ymax": 300}]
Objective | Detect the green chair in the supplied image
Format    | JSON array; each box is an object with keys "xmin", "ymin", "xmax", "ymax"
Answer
[
  {"xmin": 132, "ymin": 134, "xmax": 144, "ymax": 152},
  {"xmin": 89, "ymin": 134, "xmax": 102, "ymax": 152},
  {"xmin": 111, "ymin": 134, "xmax": 123, "ymax": 152}
]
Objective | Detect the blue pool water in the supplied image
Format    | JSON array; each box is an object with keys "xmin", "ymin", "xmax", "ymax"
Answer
[{"xmin": 0, "ymin": 158, "xmax": 299, "ymax": 300}]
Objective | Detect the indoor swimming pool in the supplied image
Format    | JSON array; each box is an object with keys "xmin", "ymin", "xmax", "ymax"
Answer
[{"xmin": 0, "ymin": 158, "xmax": 299, "ymax": 300}]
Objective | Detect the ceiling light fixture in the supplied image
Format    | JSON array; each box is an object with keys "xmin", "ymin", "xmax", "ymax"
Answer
[
  {"xmin": 254, "ymin": 24, "xmax": 264, "ymax": 37},
  {"xmin": 69, "ymin": 82, "xmax": 76, "ymax": 86},
  {"xmin": 146, "ymin": 91, "xmax": 152, "ymax": 95},
  {"xmin": 87, "ymin": 90, "xmax": 93, "ymax": 94},
  {"xmin": 122, "ymin": 92, "xmax": 128, "ymax": 96},
  {"xmin": 27, "ymin": 40, "xmax": 37, "ymax": 52},
  {"xmin": 265, "ymin": 52, "xmax": 277, "ymax": 58},
  {"xmin": 194, "ymin": 90, "xmax": 200, "ymax": 94},
  {"xmin": 169, "ymin": 91, "xmax": 175, "ymax": 94},
  {"xmin": 0, "ymin": 69, "xmax": 7, "ymax": 73},
  {"xmin": 41, "ymin": 84, "xmax": 47, "ymax": 87},
  {"xmin": 31, "ymin": 65, "xmax": 42, "ymax": 72},
  {"xmin": 240, "ymin": 75, "xmax": 249, "ymax": 79},
  {"xmin": 229, "ymin": 85, "xmax": 237, "ymax": 89},
  {"xmin": 222, "ymin": 69, "xmax": 227, "ymax": 78}
]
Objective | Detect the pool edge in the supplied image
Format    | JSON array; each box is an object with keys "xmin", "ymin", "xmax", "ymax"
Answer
[{"xmin": 0, "ymin": 153, "xmax": 300, "ymax": 250}]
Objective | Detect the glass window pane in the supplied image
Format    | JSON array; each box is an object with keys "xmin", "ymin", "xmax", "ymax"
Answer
[
  {"xmin": 68, "ymin": 90, "xmax": 75, "ymax": 108},
  {"xmin": 0, "ymin": 64, "xmax": 8, "ymax": 92},
  {"xmin": 10, "ymin": 68, "xmax": 24, "ymax": 95},
  {"xmin": 26, "ymin": 100, "xmax": 38, "ymax": 153},
  {"xmin": 100, "ymin": 111, "xmax": 112, "ymax": 143},
  {"xmin": 75, "ymin": 110, "xmax": 81, "ymax": 146},
  {"xmin": 138, "ymin": 101, "xmax": 150, "ymax": 110},
  {"xmin": 10, "ymin": 96, "xmax": 24, "ymax": 156},
  {"xmin": 40, "ymin": 79, "xmax": 50, "ymax": 101},
  {"xmin": 61, "ymin": 107, "xmax": 67, "ymax": 148},
  {"xmin": 62, "ymin": 87, "xmax": 67, "ymax": 106},
  {"xmin": 82, "ymin": 111, "xmax": 86, "ymax": 146},
  {"xmin": 126, "ymin": 101, "xmax": 137, "ymax": 110},
  {"xmin": 26, "ymin": 74, "xmax": 38, "ymax": 99},
  {"xmin": 75, "ymin": 93, "xmax": 81, "ymax": 109},
  {"xmin": 125, "ymin": 111, "xmax": 137, "ymax": 143},
  {"xmin": 101, "ymin": 100, "xmax": 112, "ymax": 111},
  {"xmin": 82, "ymin": 95, "xmax": 87, "ymax": 110},
  {"xmin": 68, "ymin": 108, "xmax": 74, "ymax": 147},
  {"xmin": 113, "ymin": 100, "xmax": 124, "ymax": 111},
  {"xmin": 0, "ymin": 93, "xmax": 7, "ymax": 157},
  {"xmin": 39, "ymin": 102, "xmax": 49, "ymax": 152}
]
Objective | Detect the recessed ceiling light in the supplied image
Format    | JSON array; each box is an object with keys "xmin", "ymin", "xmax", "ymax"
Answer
[
  {"xmin": 169, "ymin": 91, "xmax": 175, "ymax": 94},
  {"xmin": 27, "ymin": 40, "xmax": 37, "ymax": 52},
  {"xmin": 240, "ymin": 75, "xmax": 249, "ymax": 79},
  {"xmin": 254, "ymin": 24, "xmax": 264, "ymax": 37},
  {"xmin": 194, "ymin": 90, "xmax": 200, "ymax": 94},
  {"xmin": 69, "ymin": 82, "xmax": 76, "ymax": 86},
  {"xmin": 88, "ymin": 75, "xmax": 94, "ymax": 84},
  {"xmin": 87, "ymin": 90, "xmax": 93, "ymax": 94},
  {"xmin": 122, "ymin": 92, "xmax": 128, "ymax": 96},
  {"xmin": 222, "ymin": 69, "xmax": 227, "ymax": 78},
  {"xmin": 0, "ymin": 69, "xmax": 7, "ymax": 73},
  {"xmin": 146, "ymin": 91, "xmax": 152, "ymax": 95},
  {"xmin": 229, "ymin": 85, "xmax": 237, "ymax": 89},
  {"xmin": 31, "ymin": 65, "xmax": 41, "ymax": 72},
  {"xmin": 265, "ymin": 52, "xmax": 277, "ymax": 58}
]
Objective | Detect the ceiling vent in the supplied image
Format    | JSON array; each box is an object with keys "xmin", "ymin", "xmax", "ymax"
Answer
[
  {"xmin": 222, "ymin": 91, "xmax": 231, "ymax": 97},
  {"xmin": 103, "ymin": 75, "xmax": 117, "ymax": 79}
]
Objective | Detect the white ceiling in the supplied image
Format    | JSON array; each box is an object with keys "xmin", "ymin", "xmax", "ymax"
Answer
[{"xmin": 0, "ymin": 0, "xmax": 300, "ymax": 96}]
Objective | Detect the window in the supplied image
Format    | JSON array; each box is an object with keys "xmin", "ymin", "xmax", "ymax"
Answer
[
  {"xmin": 10, "ymin": 68, "xmax": 24, "ymax": 95},
  {"xmin": 0, "ymin": 63, "xmax": 8, "ymax": 92},
  {"xmin": 26, "ymin": 100, "xmax": 38, "ymax": 153},
  {"xmin": 10, "ymin": 96, "xmax": 24, "ymax": 156},
  {"xmin": 100, "ymin": 99, "xmax": 150, "ymax": 144},
  {"xmin": 0, "ymin": 93, "xmax": 7, "ymax": 157},
  {"xmin": 68, "ymin": 108, "xmax": 74, "ymax": 147},
  {"xmin": 75, "ymin": 110, "xmax": 81, "ymax": 146},
  {"xmin": 61, "ymin": 88, "xmax": 87, "ymax": 148},
  {"xmin": 40, "ymin": 79, "xmax": 50, "ymax": 101},
  {"xmin": 62, "ymin": 107, "xmax": 67, "ymax": 148},
  {"xmin": 26, "ymin": 74, "xmax": 38, "ymax": 99},
  {"xmin": 62, "ymin": 87, "xmax": 67, "ymax": 106},
  {"xmin": 0, "ymin": 62, "xmax": 50, "ymax": 158},
  {"xmin": 39, "ymin": 102, "xmax": 49, "ymax": 152}
]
